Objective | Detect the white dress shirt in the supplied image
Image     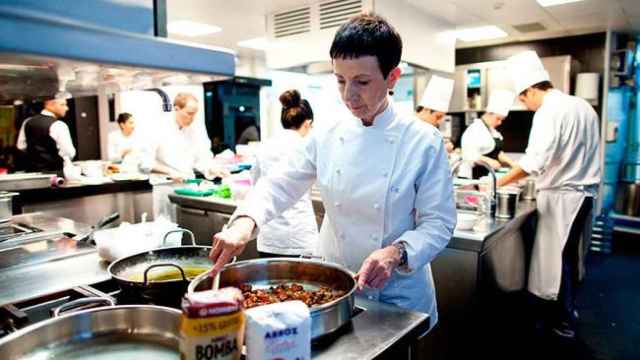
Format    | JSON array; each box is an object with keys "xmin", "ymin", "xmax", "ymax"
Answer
[
  {"xmin": 518, "ymin": 90, "xmax": 601, "ymax": 192},
  {"xmin": 107, "ymin": 130, "xmax": 138, "ymax": 162},
  {"xmin": 140, "ymin": 115, "xmax": 214, "ymax": 177},
  {"xmin": 17, "ymin": 110, "xmax": 76, "ymax": 161}
]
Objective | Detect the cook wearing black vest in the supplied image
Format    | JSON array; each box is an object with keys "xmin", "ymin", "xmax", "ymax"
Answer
[{"xmin": 16, "ymin": 97, "xmax": 76, "ymax": 173}]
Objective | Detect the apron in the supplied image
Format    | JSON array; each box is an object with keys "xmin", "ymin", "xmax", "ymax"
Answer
[{"xmin": 528, "ymin": 187, "xmax": 595, "ymax": 300}]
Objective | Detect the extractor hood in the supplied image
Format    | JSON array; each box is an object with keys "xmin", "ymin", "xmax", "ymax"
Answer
[{"xmin": 0, "ymin": 2, "xmax": 235, "ymax": 103}]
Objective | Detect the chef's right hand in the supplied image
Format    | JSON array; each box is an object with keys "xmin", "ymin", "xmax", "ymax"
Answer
[{"xmin": 209, "ymin": 216, "xmax": 256, "ymax": 274}]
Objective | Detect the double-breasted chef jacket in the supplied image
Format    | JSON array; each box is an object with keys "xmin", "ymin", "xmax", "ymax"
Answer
[{"xmin": 234, "ymin": 99, "xmax": 457, "ymax": 327}]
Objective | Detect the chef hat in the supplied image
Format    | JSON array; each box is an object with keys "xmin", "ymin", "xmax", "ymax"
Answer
[
  {"xmin": 419, "ymin": 75, "xmax": 455, "ymax": 113},
  {"xmin": 506, "ymin": 50, "xmax": 550, "ymax": 94},
  {"xmin": 486, "ymin": 89, "xmax": 515, "ymax": 116}
]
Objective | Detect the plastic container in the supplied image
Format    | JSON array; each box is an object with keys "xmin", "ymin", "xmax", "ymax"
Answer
[{"xmin": 94, "ymin": 216, "xmax": 180, "ymax": 262}]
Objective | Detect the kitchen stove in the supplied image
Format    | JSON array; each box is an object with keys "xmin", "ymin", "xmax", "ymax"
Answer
[{"xmin": 0, "ymin": 222, "xmax": 41, "ymax": 244}]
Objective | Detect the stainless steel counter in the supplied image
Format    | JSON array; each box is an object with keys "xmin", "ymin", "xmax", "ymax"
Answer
[
  {"xmin": 0, "ymin": 213, "xmax": 110, "ymax": 307},
  {"xmin": 450, "ymin": 200, "xmax": 538, "ymax": 252},
  {"xmin": 313, "ymin": 297, "xmax": 429, "ymax": 359}
]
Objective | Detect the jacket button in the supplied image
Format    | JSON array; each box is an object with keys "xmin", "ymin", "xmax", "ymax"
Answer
[
  {"xmin": 336, "ymin": 169, "xmax": 341, "ymax": 175},
  {"xmin": 334, "ymin": 202, "xmax": 341, "ymax": 207},
  {"xmin": 383, "ymin": 172, "xmax": 389, "ymax": 178},
  {"xmin": 373, "ymin": 203, "xmax": 380, "ymax": 210},
  {"xmin": 371, "ymin": 235, "xmax": 379, "ymax": 242}
]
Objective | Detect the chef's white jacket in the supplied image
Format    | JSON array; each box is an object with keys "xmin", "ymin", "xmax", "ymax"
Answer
[
  {"xmin": 519, "ymin": 90, "xmax": 600, "ymax": 192},
  {"xmin": 251, "ymin": 130, "xmax": 318, "ymax": 255},
  {"xmin": 235, "ymin": 100, "xmax": 456, "ymax": 326},
  {"xmin": 107, "ymin": 130, "xmax": 139, "ymax": 162},
  {"xmin": 461, "ymin": 118, "xmax": 503, "ymax": 159}
]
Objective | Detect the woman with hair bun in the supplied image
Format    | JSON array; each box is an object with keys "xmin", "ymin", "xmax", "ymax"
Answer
[{"xmin": 250, "ymin": 89, "xmax": 317, "ymax": 258}]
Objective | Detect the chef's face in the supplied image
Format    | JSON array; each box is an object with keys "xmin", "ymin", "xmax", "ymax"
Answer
[
  {"xmin": 485, "ymin": 113, "xmax": 505, "ymax": 128},
  {"xmin": 416, "ymin": 108, "xmax": 445, "ymax": 127},
  {"xmin": 120, "ymin": 117, "xmax": 135, "ymax": 136},
  {"xmin": 333, "ymin": 56, "xmax": 400, "ymax": 124},
  {"xmin": 175, "ymin": 99, "xmax": 198, "ymax": 128},
  {"xmin": 45, "ymin": 99, "xmax": 68, "ymax": 118},
  {"xmin": 518, "ymin": 88, "xmax": 542, "ymax": 111}
]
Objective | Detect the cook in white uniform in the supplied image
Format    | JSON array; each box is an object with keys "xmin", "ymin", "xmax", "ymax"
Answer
[
  {"xmin": 209, "ymin": 14, "xmax": 456, "ymax": 329},
  {"xmin": 252, "ymin": 89, "xmax": 318, "ymax": 258},
  {"xmin": 140, "ymin": 92, "xmax": 228, "ymax": 220},
  {"xmin": 107, "ymin": 112, "xmax": 140, "ymax": 166},
  {"xmin": 141, "ymin": 92, "xmax": 228, "ymax": 181},
  {"xmin": 497, "ymin": 50, "xmax": 601, "ymax": 338},
  {"xmin": 461, "ymin": 89, "xmax": 517, "ymax": 177},
  {"xmin": 416, "ymin": 75, "xmax": 455, "ymax": 152}
]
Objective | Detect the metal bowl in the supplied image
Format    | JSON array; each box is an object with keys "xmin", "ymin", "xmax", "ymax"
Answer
[
  {"xmin": 0, "ymin": 305, "xmax": 181, "ymax": 359},
  {"xmin": 188, "ymin": 258, "xmax": 357, "ymax": 340}
]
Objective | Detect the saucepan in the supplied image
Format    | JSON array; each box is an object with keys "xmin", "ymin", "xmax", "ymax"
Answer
[
  {"xmin": 107, "ymin": 229, "xmax": 213, "ymax": 306},
  {"xmin": 188, "ymin": 257, "xmax": 357, "ymax": 340}
]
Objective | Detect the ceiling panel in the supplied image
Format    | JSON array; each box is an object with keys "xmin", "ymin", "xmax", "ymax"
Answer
[
  {"xmin": 451, "ymin": 0, "xmax": 550, "ymax": 25},
  {"xmin": 541, "ymin": 0, "xmax": 616, "ymax": 20},
  {"xmin": 629, "ymin": 16, "xmax": 640, "ymax": 31},
  {"xmin": 406, "ymin": 0, "xmax": 484, "ymax": 26},
  {"xmin": 621, "ymin": 0, "xmax": 640, "ymax": 17},
  {"xmin": 557, "ymin": 12, "xmax": 610, "ymax": 31}
]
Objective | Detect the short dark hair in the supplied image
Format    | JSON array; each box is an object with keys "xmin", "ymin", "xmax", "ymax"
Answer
[
  {"xmin": 279, "ymin": 90, "xmax": 313, "ymax": 130},
  {"xmin": 329, "ymin": 13, "xmax": 402, "ymax": 79},
  {"xmin": 116, "ymin": 112, "xmax": 132, "ymax": 125},
  {"xmin": 520, "ymin": 80, "xmax": 554, "ymax": 96}
]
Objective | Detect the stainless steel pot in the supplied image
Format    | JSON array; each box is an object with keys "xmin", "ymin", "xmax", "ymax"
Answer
[
  {"xmin": 496, "ymin": 190, "xmax": 520, "ymax": 219},
  {"xmin": 615, "ymin": 182, "xmax": 640, "ymax": 216},
  {"xmin": 188, "ymin": 258, "xmax": 357, "ymax": 340},
  {"xmin": 0, "ymin": 302, "xmax": 181, "ymax": 359},
  {"xmin": 522, "ymin": 178, "xmax": 536, "ymax": 200},
  {"xmin": 0, "ymin": 191, "xmax": 18, "ymax": 223}
]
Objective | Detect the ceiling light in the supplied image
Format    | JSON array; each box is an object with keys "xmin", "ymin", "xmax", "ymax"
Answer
[
  {"xmin": 536, "ymin": 0, "xmax": 583, "ymax": 7},
  {"xmin": 237, "ymin": 37, "xmax": 287, "ymax": 51},
  {"xmin": 168, "ymin": 20, "xmax": 221, "ymax": 37},
  {"xmin": 453, "ymin": 26, "xmax": 508, "ymax": 42}
]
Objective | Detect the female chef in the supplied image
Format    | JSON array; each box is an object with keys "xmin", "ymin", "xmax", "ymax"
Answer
[{"xmin": 209, "ymin": 14, "xmax": 456, "ymax": 328}]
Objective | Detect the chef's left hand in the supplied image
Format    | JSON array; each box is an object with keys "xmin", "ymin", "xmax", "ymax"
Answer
[{"xmin": 354, "ymin": 245, "xmax": 402, "ymax": 290}]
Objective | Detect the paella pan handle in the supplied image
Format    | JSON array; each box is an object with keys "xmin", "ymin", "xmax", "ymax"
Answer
[
  {"xmin": 163, "ymin": 228, "xmax": 196, "ymax": 246},
  {"xmin": 53, "ymin": 297, "xmax": 115, "ymax": 317},
  {"xmin": 299, "ymin": 254, "xmax": 325, "ymax": 262},
  {"xmin": 142, "ymin": 263, "xmax": 188, "ymax": 286}
]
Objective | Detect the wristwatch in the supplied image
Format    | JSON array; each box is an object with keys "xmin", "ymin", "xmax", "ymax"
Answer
[{"xmin": 392, "ymin": 242, "xmax": 408, "ymax": 267}]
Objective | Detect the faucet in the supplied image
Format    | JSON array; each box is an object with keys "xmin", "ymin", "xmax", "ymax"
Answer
[{"xmin": 450, "ymin": 158, "xmax": 497, "ymax": 217}]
